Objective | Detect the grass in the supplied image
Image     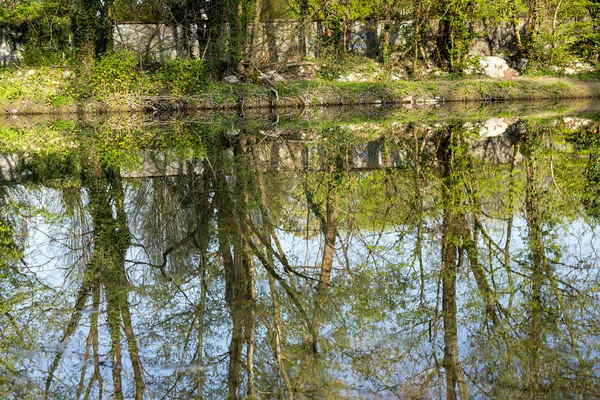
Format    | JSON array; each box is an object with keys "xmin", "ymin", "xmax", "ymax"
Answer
[{"xmin": 0, "ymin": 61, "xmax": 600, "ymax": 114}]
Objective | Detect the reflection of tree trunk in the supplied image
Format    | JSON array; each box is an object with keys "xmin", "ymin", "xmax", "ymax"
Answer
[
  {"xmin": 196, "ymin": 279, "xmax": 206, "ymax": 399},
  {"xmin": 45, "ymin": 252, "xmax": 97, "ymax": 397},
  {"xmin": 90, "ymin": 283, "xmax": 103, "ymax": 398},
  {"xmin": 196, "ymin": 254, "xmax": 207, "ymax": 399},
  {"xmin": 309, "ymin": 165, "xmax": 340, "ymax": 353},
  {"xmin": 438, "ymin": 129, "xmax": 469, "ymax": 400},
  {"xmin": 228, "ymin": 298, "xmax": 244, "ymax": 400},
  {"xmin": 76, "ymin": 286, "xmax": 97, "ymax": 399},
  {"xmin": 246, "ymin": 258, "xmax": 257, "ymax": 399},
  {"xmin": 463, "ymin": 222, "xmax": 496, "ymax": 322},
  {"xmin": 214, "ymin": 169, "xmax": 242, "ymax": 399},
  {"xmin": 525, "ymin": 149, "xmax": 543, "ymax": 395},
  {"xmin": 81, "ymin": 283, "xmax": 102, "ymax": 400},
  {"xmin": 297, "ymin": 156, "xmax": 342, "ymax": 391},
  {"xmin": 244, "ymin": 162, "xmax": 257, "ymax": 399},
  {"xmin": 215, "ymin": 163, "xmax": 236, "ymax": 307},
  {"xmin": 122, "ymin": 302, "xmax": 144, "ymax": 399},
  {"xmin": 106, "ymin": 296, "xmax": 124, "ymax": 399},
  {"xmin": 195, "ymin": 171, "xmax": 213, "ymax": 399},
  {"xmin": 213, "ymin": 140, "xmax": 255, "ymax": 400},
  {"xmin": 252, "ymin": 145, "xmax": 294, "ymax": 398},
  {"xmin": 441, "ymin": 201, "xmax": 468, "ymax": 400},
  {"xmin": 85, "ymin": 152, "xmax": 141, "ymax": 400},
  {"xmin": 412, "ymin": 128, "xmax": 426, "ymax": 305},
  {"xmin": 521, "ymin": 126, "xmax": 592, "ymax": 393},
  {"xmin": 505, "ymin": 140, "xmax": 520, "ymax": 308}
]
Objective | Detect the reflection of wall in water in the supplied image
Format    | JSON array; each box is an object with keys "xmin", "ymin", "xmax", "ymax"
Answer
[{"xmin": 3, "ymin": 117, "xmax": 594, "ymax": 181}]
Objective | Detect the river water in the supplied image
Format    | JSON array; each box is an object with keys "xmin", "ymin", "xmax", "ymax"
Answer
[{"xmin": 2, "ymin": 102, "xmax": 600, "ymax": 399}]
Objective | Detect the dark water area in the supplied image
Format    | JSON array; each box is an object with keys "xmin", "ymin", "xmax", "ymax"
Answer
[{"xmin": 2, "ymin": 103, "xmax": 600, "ymax": 399}]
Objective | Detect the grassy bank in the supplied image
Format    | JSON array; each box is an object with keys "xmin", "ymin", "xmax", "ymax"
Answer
[{"xmin": 2, "ymin": 65, "xmax": 600, "ymax": 115}]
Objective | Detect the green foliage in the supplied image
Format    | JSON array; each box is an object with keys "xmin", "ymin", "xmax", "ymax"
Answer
[
  {"xmin": 90, "ymin": 51, "xmax": 149, "ymax": 98},
  {"xmin": 0, "ymin": 0, "xmax": 71, "ymax": 66},
  {"xmin": 437, "ymin": 0, "xmax": 481, "ymax": 72},
  {"xmin": 0, "ymin": 67, "xmax": 74, "ymax": 104},
  {"xmin": 0, "ymin": 219, "xmax": 21, "ymax": 265},
  {"xmin": 571, "ymin": 33, "xmax": 600, "ymax": 61},
  {"xmin": 316, "ymin": 53, "xmax": 380, "ymax": 80},
  {"xmin": 159, "ymin": 58, "xmax": 208, "ymax": 96},
  {"xmin": 0, "ymin": 121, "xmax": 79, "ymax": 155},
  {"xmin": 565, "ymin": 123, "xmax": 600, "ymax": 219}
]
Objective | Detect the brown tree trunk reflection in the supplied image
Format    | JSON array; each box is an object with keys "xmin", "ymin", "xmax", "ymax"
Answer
[
  {"xmin": 523, "ymin": 135, "xmax": 544, "ymax": 395},
  {"xmin": 438, "ymin": 128, "xmax": 469, "ymax": 400},
  {"xmin": 85, "ymin": 151, "xmax": 144, "ymax": 400}
]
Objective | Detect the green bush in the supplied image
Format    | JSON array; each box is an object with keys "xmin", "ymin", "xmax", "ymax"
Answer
[
  {"xmin": 316, "ymin": 53, "xmax": 380, "ymax": 80},
  {"xmin": 571, "ymin": 33, "xmax": 600, "ymax": 61},
  {"xmin": 90, "ymin": 51, "xmax": 149, "ymax": 98},
  {"xmin": 159, "ymin": 58, "xmax": 207, "ymax": 96}
]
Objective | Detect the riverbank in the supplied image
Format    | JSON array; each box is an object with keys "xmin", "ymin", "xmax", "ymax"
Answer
[{"xmin": 2, "ymin": 65, "xmax": 600, "ymax": 115}]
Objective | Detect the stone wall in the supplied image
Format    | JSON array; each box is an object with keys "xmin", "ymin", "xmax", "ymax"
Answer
[
  {"xmin": 114, "ymin": 19, "xmax": 525, "ymax": 63},
  {"xmin": 0, "ymin": 29, "xmax": 20, "ymax": 66},
  {"xmin": 0, "ymin": 19, "xmax": 525, "ymax": 66}
]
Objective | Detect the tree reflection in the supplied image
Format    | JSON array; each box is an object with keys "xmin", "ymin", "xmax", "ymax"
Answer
[
  {"xmin": 43, "ymin": 149, "xmax": 144, "ymax": 399},
  {"xmin": 3, "ymin": 114, "xmax": 600, "ymax": 398}
]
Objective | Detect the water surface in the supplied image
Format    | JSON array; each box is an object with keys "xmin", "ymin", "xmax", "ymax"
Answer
[{"xmin": 2, "ymin": 103, "xmax": 600, "ymax": 399}]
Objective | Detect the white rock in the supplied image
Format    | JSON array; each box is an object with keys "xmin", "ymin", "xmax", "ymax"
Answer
[
  {"xmin": 485, "ymin": 56, "xmax": 507, "ymax": 69},
  {"xmin": 484, "ymin": 67, "xmax": 505, "ymax": 78},
  {"xmin": 26, "ymin": 70, "xmax": 35, "ymax": 76},
  {"xmin": 271, "ymin": 73, "xmax": 286, "ymax": 82},
  {"xmin": 481, "ymin": 56, "xmax": 509, "ymax": 78},
  {"xmin": 480, "ymin": 118, "xmax": 509, "ymax": 137},
  {"xmin": 224, "ymin": 75, "xmax": 240, "ymax": 83},
  {"xmin": 564, "ymin": 67, "xmax": 577, "ymax": 75}
]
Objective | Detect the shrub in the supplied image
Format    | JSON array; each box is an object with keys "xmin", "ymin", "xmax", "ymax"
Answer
[
  {"xmin": 159, "ymin": 58, "xmax": 207, "ymax": 96},
  {"xmin": 90, "ymin": 51, "xmax": 149, "ymax": 98},
  {"xmin": 571, "ymin": 33, "xmax": 600, "ymax": 61}
]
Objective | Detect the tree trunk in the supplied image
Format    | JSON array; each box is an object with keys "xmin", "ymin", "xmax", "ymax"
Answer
[{"xmin": 250, "ymin": 0, "xmax": 264, "ymax": 66}]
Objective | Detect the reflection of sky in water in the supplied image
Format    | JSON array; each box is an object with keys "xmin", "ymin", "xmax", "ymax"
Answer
[{"xmin": 5, "ymin": 173, "xmax": 600, "ymax": 398}]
